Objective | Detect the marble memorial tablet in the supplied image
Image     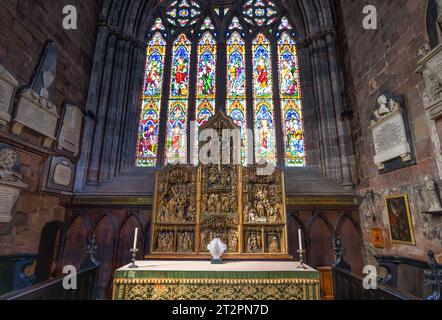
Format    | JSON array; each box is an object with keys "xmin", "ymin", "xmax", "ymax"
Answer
[
  {"xmin": 53, "ymin": 162, "xmax": 72, "ymax": 187},
  {"xmin": 0, "ymin": 185, "xmax": 19, "ymax": 223},
  {"xmin": 370, "ymin": 95, "xmax": 413, "ymax": 170},
  {"xmin": 57, "ymin": 103, "xmax": 84, "ymax": 156},
  {"xmin": 13, "ymin": 88, "xmax": 59, "ymax": 139},
  {"xmin": 41, "ymin": 156, "xmax": 75, "ymax": 194},
  {"xmin": 0, "ymin": 64, "xmax": 19, "ymax": 125}
]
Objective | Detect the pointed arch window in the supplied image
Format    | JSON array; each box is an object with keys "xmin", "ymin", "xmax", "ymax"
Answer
[
  {"xmin": 194, "ymin": 30, "xmax": 217, "ymax": 162},
  {"xmin": 253, "ymin": 33, "xmax": 276, "ymax": 164},
  {"xmin": 136, "ymin": 32, "xmax": 166, "ymax": 167},
  {"xmin": 226, "ymin": 31, "xmax": 247, "ymax": 163},
  {"xmin": 136, "ymin": 1, "xmax": 305, "ymax": 168},
  {"xmin": 166, "ymin": 34, "xmax": 191, "ymax": 164},
  {"xmin": 278, "ymin": 31, "xmax": 305, "ymax": 166}
]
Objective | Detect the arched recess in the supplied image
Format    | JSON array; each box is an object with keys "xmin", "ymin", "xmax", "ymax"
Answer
[
  {"xmin": 74, "ymin": 0, "xmax": 355, "ymax": 196},
  {"xmin": 35, "ymin": 221, "xmax": 64, "ymax": 282},
  {"xmin": 286, "ymin": 212, "xmax": 306, "ymax": 260},
  {"xmin": 334, "ymin": 212, "xmax": 364, "ymax": 275},
  {"xmin": 306, "ymin": 211, "xmax": 334, "ymax": 268},
  {"xmin": 89, "ymin": 211, "xmax": 118, "ymax": 300},
  {"xmin": 115, "ymin": 212, "xmax": 144, "ymax": 268},
  {"xmin": 60, "ymin": 212, "xmax": 91, "ymax": 271},
  {"xmin": 144, "ymin": 217, "xmax": 153, "ymax": 256}
]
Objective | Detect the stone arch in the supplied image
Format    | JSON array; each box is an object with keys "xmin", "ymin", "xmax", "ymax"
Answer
[
  {"xmin": 287, "ymin": 212, "xmax": 307, "ymax": 260},
  {"xmin": 306, "ymin": 211, "xmax": 334, "ymax": 267},
  {"xmin": 60, "ymin": 212, "xmax": 91, "ymax": 270},
  {"xmin": 115, "ymin": 211, "xmax": 145, "ymax": 268},
  {"xmin": 75, "ymin": 0, "xmax": 354, "ymax": 196},
  {"xmin": 334, "ymin": 211, "xmax": 364, "ymax": 274}
]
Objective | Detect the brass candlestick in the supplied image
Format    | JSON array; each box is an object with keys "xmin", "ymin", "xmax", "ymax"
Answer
[
  {"xmin": 128, "ymin": 248, "xmax": 139, "ymax": 269},
  {"xmin": 297, "ymin": 249, "xmax": 307, "ymax": 270}
]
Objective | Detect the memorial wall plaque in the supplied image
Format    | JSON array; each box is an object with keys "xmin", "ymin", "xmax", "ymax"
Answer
[
  {"xmin": 369, "ymin": 94, "xmax": 414, "ymax": 172},
  {"xmin": 0, "ymin": 145, "xmax": 28, "ymax": 234},
  {"xmin": 41, "ymin": 156, "xmax": 75, "ymax": 194},
  {"xmin": 0, "ymin": 184, "xmax": 20, "ymax": 223},
  {"xmin": 12, "ymin": 88, "xmax": 60, "ymax": 148},
  {"xmin": 417, "ymin": 43, "xmax": 442, "ymax": 120},
  {"xmin": 0, "ymin": 64, "xmax": 19, "ymax": 126},
  {"xmin": 57, "ymin": 103, "xmax": 84, "ymax": 156}
]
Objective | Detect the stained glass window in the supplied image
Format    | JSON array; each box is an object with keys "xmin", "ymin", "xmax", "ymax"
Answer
[
  {"xmin": 278, "ymin": 16, "xmax": 292, "ymax": 30},
  {"xmin": 253, "ymin": 33, "xmax": 276, "ymax": 164},
  {"xmin": 166, "ymin": 34, "xmax": 191, "ymax": 164},
  {"xmin": 228, "ymin": 17, "xmax": 243, "ymax": 30},
  {"xmin": 194, "ymin": 32, "xmax": 217, "ymax": 163},
  {"xmin": 226, "ymin": 31, "xmax": 247, "ymax": 163},
  {"xmin": 166, "ymin": 0, "xmax": 202, "ymax": 27},
  {"xmin": 278, "ymin": 32, "xmax": 304, "ymax": 166},
  {"xmin": 151, "ymin": 18, "xmax": 165, "ymax": 31},
  {"xmin": 137, "ymin": 2, "xmax": 305, "ymax": 168},
  {"xmin": 242, "ymin": 0, "xmax": 278, "ymax": 26},
  {"xmin": 201, "ymin": 17, "xmax": 215, "ymax": 30},
  {"xmin": 136, "ymin": 33, "xmax": 167, "ymax": 167}
]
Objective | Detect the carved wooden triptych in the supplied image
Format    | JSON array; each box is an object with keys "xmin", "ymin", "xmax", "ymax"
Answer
[{"xmin": 149, "ymin": 113, "xmax": 289, "ymax": 259}]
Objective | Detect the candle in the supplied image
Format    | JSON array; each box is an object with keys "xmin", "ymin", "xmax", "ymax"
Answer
[
  {"xmin": 133, "ymin": 228, "xmax": 138, "ymax": 250},
  {"xmin": 298, "ymin": 229, "xmax": 303, "ymax": 251}
]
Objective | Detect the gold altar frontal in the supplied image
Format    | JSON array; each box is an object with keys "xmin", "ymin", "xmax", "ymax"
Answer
[{"xmin": 112, "ymin": 261, "xmax": 320, "ymax": 300}]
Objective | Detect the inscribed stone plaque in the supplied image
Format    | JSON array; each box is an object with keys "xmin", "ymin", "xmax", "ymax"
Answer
[
  {"xmin": 372, "ymin": 112, "xmax": 411, "ymax": 164},
  {"xmin": 0, "ymin": 184, "xmax": 20, "ymax": 223},
  {"xmin": 53, "ymin": 163, "xmax": 72, "ymax": 187},
  {"xmin": 14, "ymin": 89, "xmax": 59, "ymax": 139},
  {"xmin": 42, "ymin": 156, "xmax": 75, "ymax": 194},
  {"xmin": 57, "ymin": 103, "xmax": 84, "ymax": 156},
  {"xmin": 0, "ymin": 64, "xmax": 18, "ymax": 125},
  {"xmin": 370, "ymin": 94, "xmax": 413, "ymax": 171}
]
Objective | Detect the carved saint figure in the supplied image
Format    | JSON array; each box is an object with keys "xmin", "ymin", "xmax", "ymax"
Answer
[
  {"xmin": 268, "ymin": 236, "xmax": 280, "ymax": 253},
  {"xmin": 228, "ymin": 231, "xmax": 238, "ymax": 252},
  {"xmin": 425, "ymin": 176, "xmax": 442, "ymax": 212}
]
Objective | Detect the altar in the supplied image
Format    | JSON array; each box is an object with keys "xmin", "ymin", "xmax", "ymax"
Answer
[{"xmin": 112, "ymin": 260, "xmax": 320, "ymax": 300}]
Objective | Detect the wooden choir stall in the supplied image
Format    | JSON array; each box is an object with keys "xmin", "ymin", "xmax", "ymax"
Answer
[{"xmin": 112, "ymin": 112, "xmax": 320, "ymax": 300}]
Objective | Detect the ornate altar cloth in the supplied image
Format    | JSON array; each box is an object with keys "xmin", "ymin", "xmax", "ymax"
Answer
[{"xmin": 112, "ymin": 261, "xmax": 320, "ymax": 300}]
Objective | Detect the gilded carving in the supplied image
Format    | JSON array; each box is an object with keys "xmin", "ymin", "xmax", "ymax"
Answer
[{"xmin": 150, "ymin": 112, "xmax": 288, "ymax": 258}]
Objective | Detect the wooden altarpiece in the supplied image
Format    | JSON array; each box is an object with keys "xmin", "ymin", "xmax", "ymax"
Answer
[{"xmin": 148, "ymin": 112, "xmax": 290, "ymax": 260}]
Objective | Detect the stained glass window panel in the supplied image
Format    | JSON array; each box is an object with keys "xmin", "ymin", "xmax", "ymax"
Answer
[
  {"xmin": 254, "ymin": 100, "xmax": 276, "ymax": 163},
  {"xmin": 228, "ymin": 17, "xmax": 243, "ymax": 30},
  {"xmin": 279, "ymin": 16, "xmax": 292, "ymax": 30},
  {"xmin": 166, "ymin": 34, "xmax": 191, "ymax": 164},
  {"xmin": 227, "ymin": 32, "xmax": 247, "ymax": 163},
  {"xmin": 151, "ymin": 18, "xmax": 165, "ymax": 30},
  {"xmin": 278, "ymin": 32, "xmax": 305, "ymax": 166},
  {"xmin": 253, "ymin": 33, "xmax": 276, "ymax": 163},
  {"xmin": 201, "ymin": 17, "xmax": 215, "ymax": 30},
  {"xmin": 136, "ymin": 33, "xmax": 166, "ymax": 167},
  {"xmin": 194, "ymin": 32, "xmax": 217, "ymax": 163}
]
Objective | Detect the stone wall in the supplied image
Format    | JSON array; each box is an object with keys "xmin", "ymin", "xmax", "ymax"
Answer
[
  {"xmin": 0, "ymin": 0, "xmax": 100, "ymax": 255},
  {"xmin": 337, "ymin": 0, "xmax": 442, "ymax": 263}
]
